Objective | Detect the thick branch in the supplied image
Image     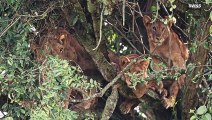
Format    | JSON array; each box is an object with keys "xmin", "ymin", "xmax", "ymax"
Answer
[
  {"xmin": 62, "ymin": 1, "xmax": 116, "ymax": 82},
  {"xmin": 101, "ymin": 85, "xmax": 119, "ymax": 120},
  {"xmin": 181, "ymin": 20, "xmax": 211, "ymax": 119}
]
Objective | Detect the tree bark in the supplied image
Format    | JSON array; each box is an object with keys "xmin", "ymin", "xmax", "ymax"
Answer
[
  {"xmin": 63, "ymin": 0, "xmax": 117, "ymax": 82},
  {"xmin": 181, "ymin": 20, "xmax": 211, "ymax": 120}
]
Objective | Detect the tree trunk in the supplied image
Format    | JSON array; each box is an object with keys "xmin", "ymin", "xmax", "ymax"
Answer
[
  {"xmin": 181, "ymin": 20, "xmax": 211, "ymax": 120},
  {"xmin": 63, "ymin": 0, "xmax": 117, "ymax": 82}
]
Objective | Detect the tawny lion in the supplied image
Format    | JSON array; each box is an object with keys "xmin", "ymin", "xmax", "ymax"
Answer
[
  {"xmin": 31, "ymin": 28, "xmax": 97, "ymax": 110},
  {"xmin": 143, "ymin": 15, "xmax": 189, "ymax": 108},
  {"xmin": 116, "ymin": 54, "xmax": 166, "ymax": 114}
]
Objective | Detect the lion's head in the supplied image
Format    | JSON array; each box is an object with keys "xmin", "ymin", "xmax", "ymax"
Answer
[
  {"xmin": 31, "ymin": 28, "xmax": 78, "ymax": 62},
  {"xmin": 45, "ymin": 29, "xmax": 78, "ymax": 61},
  {"xmin": 143, "ymin": 15, "xmax": 173, "ymax": 46},
  {"xmin": 119, "ymin": 54, "xmax": 149, "ymax": 86},
  {"xmin": 31, "ymin": 28, "xmax": 98, "ymax": 71}
]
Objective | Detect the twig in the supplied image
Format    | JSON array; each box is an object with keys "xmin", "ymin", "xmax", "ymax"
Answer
[
  {"xmin": 17, "ymin": 1, "xmax": 56, "ymax": 19},
  {"xmin": 93, "ymin": 5, "xmax": 104, "ymax": 50},
  {"xmin": 160, "ymin": 2, "xmax": 189, "ymax": 42},
  {"xmin": 134, "ymin": 22, "xmax": 150, "ymax": 53},
  {"xmin": 0, "ymin": 16, "xmax": 21, "ymax": 38},
  {"xmin": 106, "ymin": 20, "xmax": 142, "ymax": 54},
  {"xmin": 151, "ymin": 0, "xmax": 159, "ymax": 23},
  {"xmin": 167, "ymin": 26, "xmax": 172, "ymax": 67},
  {"xmin": 126, "ymin": 2, "xmax": 150, "ymax": 54},
  {"xmin": 122, "ymin": 0, "xmax": 126, "ymax": 26}
]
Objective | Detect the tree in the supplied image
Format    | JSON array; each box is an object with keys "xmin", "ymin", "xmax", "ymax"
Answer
[{"xmin": 0, "ymin": 0, "xmax": 211, "ymax": 119}]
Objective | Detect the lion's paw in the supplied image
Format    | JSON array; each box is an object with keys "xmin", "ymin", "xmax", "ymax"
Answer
[
  {"xmin": 163, "ymin": 97, "xmax": 175, "ymax": 109},
  {"xmin": 160, "ymin": 88, "xmax": 168, "ymax": 98},
  {"xmin": 119, "ymin": 101, "xmax": 133, "ymax": 114}
]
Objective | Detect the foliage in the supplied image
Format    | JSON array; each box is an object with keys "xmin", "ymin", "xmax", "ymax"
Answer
[
  {"xmin": 0, "ymin": 1, "xmax": 34, "ymax": 118},
  {"xmin": 0, "ymin": 1, "xmax": 98, "ymax": 119},
  {"xmin": 127, "ymin": 72, "xmax": 146, "ymax": 88},
  {"xmin": 190, "ymin": 105, "xmax": 212, "ymax": 120},
  {"xmin": 29, "ymin": 56, "xmax": 97, "ymax": 120},
  {"xmin": 0, "ymin": 0, "xmax": 211, "ymax": 119}
]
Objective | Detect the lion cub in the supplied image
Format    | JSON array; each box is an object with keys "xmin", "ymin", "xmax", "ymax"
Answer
[
  {"xmin": 143, "ymin": 15, "xmax": 189, "ymax": 108},
  {"xmin": 118, "ymin": 54, "xmax": 165, "ymax": 114}
]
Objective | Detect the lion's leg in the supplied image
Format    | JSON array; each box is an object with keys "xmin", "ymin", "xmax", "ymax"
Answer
[
  {"xmin": 147, "ymin": 80, "xmax": 167, "ymax": 97},
  {"xmin": 119, "ymin": 99, "xmax": 139, "ymax": 114},
  {"xmin": 132, "ymin": 84, "xmax": 148, "ymax": 98},
  {"xmin": 163, "ymin": 54, "xmax": 186, "ymax": 108},
  {"xmin": 72, "ymin": 98, "xmax": 97, "ymax": 110},
  {"xmin": 64, "ymin": 89, "xmax": 72, "ymax": 109},
  {"xmin": 163, "ymin": 74, "xmax": 185, "ymax": 108},
  {"xmin": 164, "ymin": 53, "xmax": 186, "ymax": 108},
  {"xmin": 70, "ymin": 88, "xmax": 98, "ymax": 111},
  {"xmin": 163, "ymin": 80, "xmax": 179, "ymax": 108}
]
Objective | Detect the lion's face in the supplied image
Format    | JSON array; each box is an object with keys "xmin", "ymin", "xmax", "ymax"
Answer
[
  {"xmin": 119, "ymin": 54, "xmax": 149, "ymax": 85},
  {"xmin": 130, "ymin": 60, "xmax": 149, "ymax": 77},
  {"xmin": 36, "ymin": 29, "xmax": 78, "ymax": 61},
  {"xmin": 143, "ymin": 15, "xmax": 171, "ymax": 46}
]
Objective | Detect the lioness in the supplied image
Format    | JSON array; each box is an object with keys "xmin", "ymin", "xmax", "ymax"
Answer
[
  {"xmin": 116, "ymin": 54, "xmax": 166, "ymax": 114},
  {"xmin": 143, "ymin": 15, "xmax": 189, "ymax": 108},
  {"xmin": 31, "ymin": 28, "xmax": 98, "ymax": 110},
  {"xmin": 31, "ymin": 28, "xmax": 97, "ymax": 71}
]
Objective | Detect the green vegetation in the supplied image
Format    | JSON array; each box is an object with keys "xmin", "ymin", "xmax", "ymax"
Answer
[{"xmin": 0, "ymin": 0, "xmax": 211, "ymax": 119}]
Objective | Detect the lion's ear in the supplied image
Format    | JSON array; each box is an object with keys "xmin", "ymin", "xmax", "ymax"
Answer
[
  {"xmin": 119, "ymin": 56, "xmax": 130, "ymax": 67},
  {"xmin": 59, "ymin": 34, "xmax": 66, "ymax": 45},
  {"xmin": 138, "ymin": 60, "xmax": 149, "ymax": 68},
  {"xmin": 143, "ymin": 15, "xmax": 152, "ymax": 25}
]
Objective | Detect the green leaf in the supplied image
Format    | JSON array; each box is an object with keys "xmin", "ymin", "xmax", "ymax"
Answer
[
  {"xmin": 72, "ymin": 15, "xmax": 79, "ymax": 26},
  {"xmin": 169, "ymin": 7, "xmax": 173, "ymax": 11},
  {"xmin": 189, "ymin": 109, "xmax": 195, "ymax": 113},
  {"xmin": 197, "ymin": 105, "xmax": 207, "ymax": 115},
  {"xmin": 209, "ymin": 107, "xmax": 212, "ymax": 113},
  {"xmin": 210, "ymin": 11, "xmax": 212, "ymax": 21},
  {"xmin": 7, "ymin": 58, "xmax": 13, "ymax": 66},
  {"xmin": 2, "ymin": 103, "xmax": 8, "ymax": 109},
  {"xmin": 20, "ymin": 109, "xmax": 25, "ymax": 114},
  {"xmin": 151, "ymin": 6, "xmax": 157, "ymax": 12},
  {"xmin": 53, "ymin": 86, "xmax": 62, "ymax": 90},
  {"xmin": 169, "ymin": 0, "xmax": 175, "ymax": 4},
  {"xmin": 190, "ymin": 115, "xmax": 197, "ymax": 120},
  {"xmin": 203, "ymin": 42, "xmax": 210, "ymax": 49},
  {"xmin": 204, "ymin": 113, "xmax": 212, "ymax": 120},
  {"xmin": 36, "ymin": 92, "xmax": 41, "ymax": 99},
  {"xmin": 4, "ymin": 117, "xmax": 13, "ymax": 120},
  {"xmin": 8, "ymin": 0, "xmax": 15, "ymax": 4},
  {"xmin": 206, "ymin": 0, "xmax": 212, "ymax": 5},
  {"xmin": 190, "ymin": 42, "xmax": 197, "ymax": 53},
  {"xmin": 172, "ymin": 5, "xmax": 176, "ymax": 9},
  {"xmin": 164, "ymin": 19, "xmax": 168, "ymax": 25}
]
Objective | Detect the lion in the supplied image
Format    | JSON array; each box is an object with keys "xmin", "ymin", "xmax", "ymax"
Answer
[
  {"xmin": 119, "ymin": 54, "xmax": 149, "ymax": 88},
  {"xmin": 143, "ymin": 15, "xmax": 189, "ymax": 108},
  {"xmin": 111, "ymin": 54, "xmax": 166, "ymax": 114},
  {"xmin": 30, "ymin": 28, "xmax": 98, "ymax": 110},
  {"xmin": 31, "ymin": 28, "xmax": 98, "ymax": 71}
]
